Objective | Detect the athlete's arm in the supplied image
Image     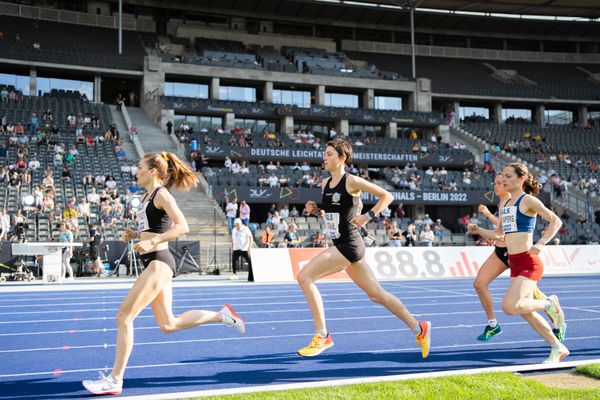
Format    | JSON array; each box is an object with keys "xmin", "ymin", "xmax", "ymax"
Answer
[
  {"xmin": 523, "ymin": 195, "xmax": 562, "ymax": 254},
  {"xmin": 479, "ymin": 204, "xmax": 499, "ymax": 226},
  {"xmin": 468, "ymin": 205, "xmax": 504, "ymax": 241},
  {"xmin": 347, "ymin": 175, "xmax": 393, "ymax": 227},
  {"xmin": 134, "ymin": 188, "xmax": 188, "ymax": 252}
]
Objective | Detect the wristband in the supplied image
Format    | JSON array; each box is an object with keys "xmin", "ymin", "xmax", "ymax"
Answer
[{"xmin": 366, "ymin": 210, "xmax": 376, "ymax": 221}]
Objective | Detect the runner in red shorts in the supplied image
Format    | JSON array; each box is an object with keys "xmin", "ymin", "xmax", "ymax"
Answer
[{"xmin": 468, "ymin": 163, "xmax": 568, "ymax": 364}]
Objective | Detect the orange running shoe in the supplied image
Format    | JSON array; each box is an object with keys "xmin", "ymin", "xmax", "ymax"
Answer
[
  {"xmin": 415, "ymin": 321, "xmax": 431, "ymax": 359},
  {"xmin": 297, "ymin": 333, "xmax": 334, "ymax": 357}
]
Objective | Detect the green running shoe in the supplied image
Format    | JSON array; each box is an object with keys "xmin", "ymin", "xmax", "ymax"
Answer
[
  {"xmin": 477, "ymin": 324, "xmax": 502, "ymax": 341},
  {"xmin": 553, "ymin": 322, "xmax": 566, "ymax": 343}
]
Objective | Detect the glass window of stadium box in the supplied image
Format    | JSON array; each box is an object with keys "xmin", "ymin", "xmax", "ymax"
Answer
[
  {"xmin": 234, "ymin": 118, "xmax": 277, "ymax": 134},
  {"xmin": 219, "ymin": 86, "xmax": 256, "ymax": 102},
  {"xmin": 174, "ymin": 115, "xmax": 222, "ymax": 131},
  {"xmin": 589, "ymin": 111, "xmax": 600, "ymax": 125},
  {"xmin": 325, "ymin": 92, "xmax": 359, "ymax": 108},
  {"xmin": 502, "ymin": 108, "xmax": 532, "ymax": 123},
  {"xmin": 165, "ymin": 82, "xmax": 208, "ymax": 99},
  {"xmin": 293, "ymin": 121, "xmax": 329, "ymax": 137},
  {"xmin": 374, "ymin": 96, "xmax": 402, "ymax": 111},
  {"xmin": 545, "ymin": 109, "xmax": 573, "ymax": 125},
  {"xmin": 0, "ymin": 73, "xmax": 29, "ymax": 94},
  {"xmin": 272, "ymin": 89, "xmax": 311, "ymax": 108},
  {"xmin": 349, "ymin": 124, "xmax": 384, "ymax": 138},
  {"xmin": 37, "ymin": 77, "xmax": 93, "ymax": 99},
  {"xmin": 460, "ymin": 106, "xmax": 490, "ymax": 123}
]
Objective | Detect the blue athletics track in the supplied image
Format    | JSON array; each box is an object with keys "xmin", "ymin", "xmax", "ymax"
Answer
[{"xmin": 1, "ymin": 275, "xmax": 599, "ymax": 399}]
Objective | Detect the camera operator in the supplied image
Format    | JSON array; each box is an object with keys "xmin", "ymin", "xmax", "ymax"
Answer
[
  {"xmin": 11, "ymin": 208, "xmax": 28, "ymax": 242},
  {"xmin": 84, "ymin": 223, "xmax": 104, "ymax": 277}
]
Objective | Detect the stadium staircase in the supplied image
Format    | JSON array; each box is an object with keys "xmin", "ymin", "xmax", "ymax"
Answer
[{"xmin": 126, "ymin": 107, "xmax": 230, "ymax": 269}]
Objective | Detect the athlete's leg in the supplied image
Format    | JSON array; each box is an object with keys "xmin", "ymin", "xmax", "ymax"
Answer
[
  {"xmin": 151, "ymin": 279, "xmax": 222, "ymax": 333},
  {"xmin": 346, "ymin": 260, "xmax": 416, "ymax": 327},
  {"xmin": 297, "ymin": 246, "xmax": 351, "ymax": 332},
  {"xmin": 111, "ymin": 262, "xmax": 173, "ymax": 380},
  {"xmin": 474, "ymin": 252, "xmax": 506, "ymax": 321},
  {"xmin": 502, "ymin": 276, "xmax": 560, "ymax": 346}
]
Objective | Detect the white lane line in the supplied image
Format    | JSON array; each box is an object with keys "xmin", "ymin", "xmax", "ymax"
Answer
[
  {"xmin": 116, "ymin": 358, "xmax": 600, "ymax": 400},
  {"xmin": 2, "ymin": 319, "xmax": 600, "ymax": 355},
  {"xmin": 1, "ymin": 335, "xmax": 599, "ymax": 379},
  {"xmin": 3, "ymin": 293, "xmax": 600, "ymax": 317},
  {"xmin": 2, "ymin": 315, "xmax": 599, "ymax": 338},
  {"xmin": 565, "ymin": 306, "xmax": 600, "ymax": 314}
]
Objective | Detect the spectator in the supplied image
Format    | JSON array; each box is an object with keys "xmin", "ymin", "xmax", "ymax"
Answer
[
  {"xmin": 283, "ymin": 224, "xmax": 301, "ymax": 248},
  {"xmin": 231, "ymin": 218, "xmax": 254, "ymax": 281},
  {"xmin": 311, "ymin": 231, "xmax": 327, "ymax": 248},
  {"xmin": 59, "ymin": 222, "xmax": 75, "ymax": 280},
  {"xmin": 166, "ymin": 120, "xmax": 173, "ymax": 135},
  {"xmin": 85, "ymin": 224, "xmax": 104, "ymax": 277},
  {"xmin": 260, "ymin": 226, "xmax": 275, "ymax": 248},
  {"xmin": 0, "ymin": 209, "xmax": 10, "ymax": 241},
  {"xmin": 225, "ymin": 199, "xmax": 238, "ymax": 232},
  {"xmin": 387, "ymin": 220, "xmax": 403, "ymax": 247},
  {"xmin": 239, "ymin": 200, "xmax": 251, "ymax": 226},
  {"xmin": 419, "ymin": 224, "xmax": 434, "ymax": 247},
  {"xmin": 403, "ymin": 224, "xmax": 418, "ymax": 247}
]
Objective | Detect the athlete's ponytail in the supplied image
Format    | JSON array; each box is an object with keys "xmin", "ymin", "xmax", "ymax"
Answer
[
  {"xmin": 144, "ymin": 152, "xmax": 199, "ymax": 191},
  {"xmin": 507, "ymin": 162, "xmax": 541, "ymax": 196}
]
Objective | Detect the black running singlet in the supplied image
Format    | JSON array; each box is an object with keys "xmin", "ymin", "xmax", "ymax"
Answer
[{"xmin": 321, "ymin": 173, "xmax": 362, "ymax": 241}]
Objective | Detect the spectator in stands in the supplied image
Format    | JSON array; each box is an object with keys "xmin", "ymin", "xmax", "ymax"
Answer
[
  {"xmin": 311, "ymin": 231, "xmax": 326, "ymax": 248},
  {"xmin": 260, "ymin": 226, "xmax": 275, "ymax": 248},
  {"xmin": 59, "ymin": 222, "xmax": 75, "ymax": 280},
  {"xmin": 278, "ymin": 174, "xmax": 288, "ymax": 187},
  {"xmin": 239, "ymin": 200, "xmax": 251, "ymax": 226},
  {"xmin": 0, "ymin": 209, "xmax": 10, "ymax": 241},
  {"xmin": 290, "ymin": 206, "xmax": 300, "ymax": 218},
  {"xmin": 60, "ymin": 165, "xmax": 72, "ymax": 181},
  {"xmin": 225, "ymin": 198, "xmax": 238, "ymax": 233},
  {"xmin": 419, "ymin": 224, "xmax": 434, "ymax": 247},
  {"xmin": 395, "ymin": 203, "xmax": 405, "ymax": 219},
  {"xmin": 283, "ymin": 224, "xmax": 301, "ymax": 248},
  {"xmin": 77, "ymin": 198, "xmax": 90, "ymax": 219},
  {"xmin": 387, "ymin": 220, "xmax": 403, "ymax": 247},
  {"xmin": 105, "ymin": 176, "xmax": 117, "ymax": 191},
  {"xmin": 116, "ymin": 94, "xmax": 123, "ymax": 111},
  {"xmin": 579, "ymin": 229, "xmax": 595, "ymax": 245},
  {"xmin": 267, "ymin": 172, "xmax": 279, "ymax": 187},
  {"xmin": 231, "ymin": 218, "xmax": 254, "ymax": 281},
  {"xmin": 276, "ymin": 217, "xmax": 288, "ymax": 236},
  {"xmin": 8, "ymin": 172, "xmax": 20, "ymax": 189},
  {"xmin": 279, "ymin": 205, "xmax": 290, "ymax": 219},
  {"xmin": 403, "ymin": 224, "xmax": 418, "ymax": 247},
  {"xmin": 166, "ymin": 120, "xmax": 173, "ymax": 135},
  {"xmin": 87, "ymin": 187, "xmax": 101, "ymax": 205},
  {"xmin": 29, "ymin": 112, "xmax": 38, "ymax": 134}
]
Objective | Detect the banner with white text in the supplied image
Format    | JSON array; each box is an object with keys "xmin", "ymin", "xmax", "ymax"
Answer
[{"xmin": 251, "ymin": 245, "xmax": 600, "ymax": 283}]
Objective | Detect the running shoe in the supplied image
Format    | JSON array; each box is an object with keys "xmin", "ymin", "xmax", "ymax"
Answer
[
  {"xmin": 82, "ymin": 371, "xmax": 122, "ymax": 395},
  {"xmin": 415, "ymin": 321, "xmax": 431, "ymax": 358},
  {"xmin": 543, "ymin": 344, "xmax": 570, "ymax": 364},
  {"xmin": 229, "ymin": 273, "xmax": 238, "ymax": 280},
  {"xmin": 220, "ymin": 304, "xmax": 246, "ymax": 334},
  {"xmin": 553, "ymin": 323, "xmax": 567, "ymax": 343},
  {"xmin": 297, "ymin": 333, "xmax": 334, "ymax": 357},
  {"xmin": 477, "ymin": 324, "xmax": 502, "ymax": 341},
  {"xmin": 546, "ymin": 295, "xmax": 566, "ymax": 331}
]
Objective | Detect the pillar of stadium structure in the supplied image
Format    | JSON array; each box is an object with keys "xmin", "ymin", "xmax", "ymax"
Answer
[
  {"xmin": 263, "ymin": 81, "xmax": 273, "ymax": 103},
  {"xmin": 315, "ymin": 85, "xmax": 326, "ymax": 105},
  {"xmin": 29, "ymin": 68, "xmax": 36, "ymax": 96},
  {"xmin": 410, "ymin": 6, "xmax": 416, "ymax": 80},
  {"xmin": 363, "ymin": 89, "xmax": 374, "ymax": 109},
  {"xmin": 93, "ymin": 75, "xmax": 101, "ymax": 103},
  {"xmin": 493, "ymin": 103, "xmax": 503, "ymax": 124},
  {"xmin": 578, "ymin": 106, "xmax": 589, "ymax": 126},
  {"xmin": 118, "ymin": 0, "xmax": 122, "ymax": 55},
  {"xmin": 386, "ymin": 122, "xmax": 398, "ymax": 139},
  {"xmin": 535, "ymin": 104, "xmax": 545, "ymax": 126}
]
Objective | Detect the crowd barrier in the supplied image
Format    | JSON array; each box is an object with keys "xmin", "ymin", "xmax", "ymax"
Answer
[{"xmin": 251, "ymin": 245, "xmax": 600, "ymax": 283}]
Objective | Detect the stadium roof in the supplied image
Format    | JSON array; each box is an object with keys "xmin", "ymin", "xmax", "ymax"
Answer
[{"xmin": 309, "ymin": 0, "xmax": 600, "ymax": 19}]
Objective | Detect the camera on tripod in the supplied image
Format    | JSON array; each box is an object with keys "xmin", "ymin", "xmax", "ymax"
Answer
[{"xmin": 14, "ymin": 222, "xmax": 29, "ymax": 242}]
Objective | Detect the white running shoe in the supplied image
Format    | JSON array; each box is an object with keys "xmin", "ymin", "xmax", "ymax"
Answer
[
  {"xmin": 229, "ymin": 274, "xmax": 238, "ymax": 280},
  {"xmin": 82, "ymin": 371, "xmax": 122, "ymax": 395},
  {"xmin": 543, "ymin": 344, "xmax": 570, "ymax": 364},
  {"xmin": 220, "ymin": 304, "xmax": 246, "ymax": 334}
]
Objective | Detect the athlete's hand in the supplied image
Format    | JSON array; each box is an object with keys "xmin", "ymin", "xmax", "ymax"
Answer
[
  {"xmin": 350, "ymin": 214, "xmax": 370, "ymax": 227},
  {"xmin": 478, "ymin": 204, "xmax": 490, "ymax": 217},
  {"xmin": 305, "ymin": 201, "xmax": 323, "ymax": 217},
  {"xmin": 467, "ymin": 223, "xmax": 479, "ymax": 235},
  {"xmin": 133, "ymin": 240, "xmax": 153, "ymax": 253},
  {"xmin": 528, "ymin": 243, "xmax": 544, "ymax": 255},
  {"xmin": 122, "ymin": 228, "xmax": 137, "ymax": 243}
]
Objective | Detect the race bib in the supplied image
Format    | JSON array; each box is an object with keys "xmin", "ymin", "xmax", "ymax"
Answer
[
  {"xmin": 501, "ymin": 206, "xmax": 517, "ymax": 233},
  {"xmin": 323, "ymin": 212, "xmax": 340, "ymax": 240},
  {"xmin": 137, "ymin": 202, "xmax": 149, "ymax": 231}
]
